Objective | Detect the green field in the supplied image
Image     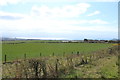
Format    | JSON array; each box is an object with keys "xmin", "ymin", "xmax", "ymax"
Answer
[{"xmin": 2, "ymin": 41, "xmax": 113, "ymax": 61}]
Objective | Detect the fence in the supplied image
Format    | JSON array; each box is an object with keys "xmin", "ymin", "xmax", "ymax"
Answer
[
  {"xmin": 3, "ymin": 51, "xmax": 81, "ymax": 64},
  {"xmin": 2, "ymin": 46, "xmax": 118, "ymax": 78},
  {"xmin": 2, "ymin": 53, "xmax": 92, "ymax": 78}
]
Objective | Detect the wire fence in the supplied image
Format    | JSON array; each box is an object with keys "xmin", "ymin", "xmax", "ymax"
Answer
[{"xmin": 2, "ymin": 46, "xmax": 118, "ymax": 78}]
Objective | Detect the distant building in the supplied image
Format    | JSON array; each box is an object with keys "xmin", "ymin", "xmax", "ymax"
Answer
[{"xmin": 62, "ymin": 40, "xmax": 69, "ymax": 43}]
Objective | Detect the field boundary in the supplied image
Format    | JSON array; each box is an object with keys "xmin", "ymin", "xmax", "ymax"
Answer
[{"xmin": 2, "ymin": 46, "xmax": 118, "ymax": 78}]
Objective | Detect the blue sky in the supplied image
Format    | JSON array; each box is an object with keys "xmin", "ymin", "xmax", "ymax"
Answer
[{"xmin": 0, "ymin": 0, "xmax": 118, "ymax": 40}]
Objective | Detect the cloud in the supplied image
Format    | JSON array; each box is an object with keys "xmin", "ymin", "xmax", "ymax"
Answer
[
  {"xmin": 0, "ymin": 11, "xmax": 27, "ymax": 20},
  {"xmin": 0, "ymin": 2, "xmax": 117, "ymax": 39},
  {"xmin": 0, "ymin": 13, "xmax": 117, "ymax": 40},
  {"xmin": 55, "ymin": 19, "xmax": 109, "ymax": 25},
  {"xmin": 0, "ymin": 17, "xmax": 113, "ymax": 35},
  {"xmin": 87, "ymin": 11, "xmax": 100, "ymax": 16},
  {"xmin": 31, "ymin": 3, "xmax": 91, "ymax": 18},
  {"xmin": 0, "ymin": 15, "xmax": 23, "ymax": 20},
  {"xmin": 0, "ymin": 0, "xmax": 23, "ymax": 6},
  {"xmin": 88, "ymin": 19, "xmax": 108, "ymax": 24},
  {"xmin": 0, "ymin": 11, "xmax": 110, "ymax": 34}
]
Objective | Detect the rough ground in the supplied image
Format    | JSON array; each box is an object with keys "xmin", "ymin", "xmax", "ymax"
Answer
[{"xmin": 61, "ymin": 54, "xmax": 118, "ymax": 78}]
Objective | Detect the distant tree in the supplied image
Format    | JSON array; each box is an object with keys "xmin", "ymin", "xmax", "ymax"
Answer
[
  {"xmin": 84, "ymin": 39, "xmax": 88, "ymax": 42},
  {"xmin": 109, "ymin": 40, "xmax": 114, "ymax": 43}
]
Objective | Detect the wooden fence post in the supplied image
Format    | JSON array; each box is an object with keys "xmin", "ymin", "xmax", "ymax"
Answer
[
  {"xmin": 53, "ymin": 52, "xmax": 54, "ymax": 56},
  {"xmin": 77, "ymin": 51, "xmax": 79, "ymax": 56},
  {"xmin": 72, "ymin": 52, "xmax": 73, "ymax": 55},
  {"xmin": 40, "ymin": 53, "xmax": 41, "ymax": 57},
  {"xmin": 55, "ymin": 59, "xmax": 59, "ymax": 78},
  {"xmin": 4, "ymin": 54, "xmax": 7, "ymax": 63},
  {"xmin": 24, "ymin": 53, "xmax": 26, "ymax": 59},
  {"xmin": 75, "ymin": 75, "xmax": 78, "ymax": 79}
]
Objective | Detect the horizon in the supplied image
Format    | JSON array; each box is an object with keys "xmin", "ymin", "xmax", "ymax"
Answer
[
  {"xmin": 0, "ymin": 1, "xmax": 118, "ymax": 40},
  {"xmin": 2, "ymin": 36, "xmax": 118, "ymax": 40}
]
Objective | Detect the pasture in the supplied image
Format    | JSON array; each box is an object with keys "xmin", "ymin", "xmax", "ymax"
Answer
[{"xmin": 2, "ymin": 40, "xmax": 113, "ymax": 61}]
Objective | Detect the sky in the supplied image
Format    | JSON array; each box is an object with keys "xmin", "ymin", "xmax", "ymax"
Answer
[{"xmin": 0, "ymin": 0, "xmax": 119, "ymax": 40}]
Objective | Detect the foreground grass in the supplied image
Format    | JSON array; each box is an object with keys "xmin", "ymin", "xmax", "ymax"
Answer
[
  {"xmin": 2, "ymin": 42, "xmax": 113, "ymax": 61},
  {"xmin": 61, "ymin": 55, "xmax": 118, "ymax": 78}
]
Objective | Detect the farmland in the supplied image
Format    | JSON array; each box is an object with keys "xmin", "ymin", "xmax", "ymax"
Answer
[
  {"xmin": 2, "ymin": 40, "xmax": 119, "ymax": 78},
  {"xmin": 2, "ymin": 40, "xmax": 113, "ymax": 61}
]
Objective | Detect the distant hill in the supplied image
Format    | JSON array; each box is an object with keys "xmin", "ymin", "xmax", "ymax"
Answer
[{"xmin": 2, "ymin": 37, "xmax": 26, "ymax": 41}]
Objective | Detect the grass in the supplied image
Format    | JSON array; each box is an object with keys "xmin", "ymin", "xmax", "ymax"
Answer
[
  {"xmin": 60, "ymin": 54, "xmax": 118, "ymax": 78},
  {"xmin": 2, "ymin": 41, "xmax": 113, "ymax": 61},
  {"xmin": 100, "ymin": 56, "xmax": 118, "ymax": 78},
  {"xmin": 2, "ymin": 44, "xmax": 118, "ymax": 78}
]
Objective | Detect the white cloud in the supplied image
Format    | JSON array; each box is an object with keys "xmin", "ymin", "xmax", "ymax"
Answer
[
  {"xmin": 55, "ymin": 19, "xmax": 109, "ymax": 25},
  {"xmin": 0, "ymin": 2, "xmax": 117, "ymax": 39},
  {"xmin": 0, "ymin": 13, "xmax": 117, "ymax": 40},
  {"xmin": 0, "ymin": 16, "xmax": 113, "ymax": 35},
  {"xmin": 88, "ymin": 19, "xmax": 108, "ymax": 24},
  {"xmin": 31, "ymin": 3, "xmax": 91, "ymax": 18},
  {"xmin": 0, "ymin": 11, "xmax": 28, "ymax": 20},
  {"xmin": 0, "ymin": 11, "xmax": 110, "ymax": 36},
  {"xmin": 87, "ymin": 11, "xmax": 100, "ymax": 16},
  {"xmin": 0, "ymin": 0, "xmax": 23, "ymax": 6}
]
